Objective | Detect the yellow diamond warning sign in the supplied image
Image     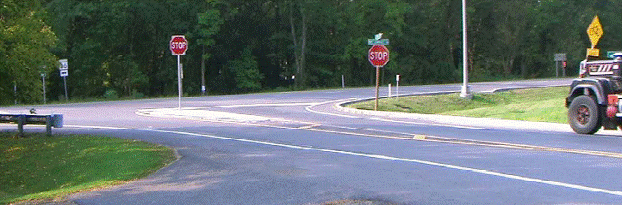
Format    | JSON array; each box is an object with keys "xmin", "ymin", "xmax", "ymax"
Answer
[{"xmin": 587, "ymin": 15, "xmax": 603, "ymax": 48}]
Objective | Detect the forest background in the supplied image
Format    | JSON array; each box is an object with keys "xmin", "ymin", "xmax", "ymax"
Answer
[{"xmin": 1, "ymin": 0, "xmax": 618, "ymax": 105}]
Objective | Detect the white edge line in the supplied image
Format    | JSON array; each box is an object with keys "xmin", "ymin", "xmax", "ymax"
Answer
[
  {"xmin": 304, "ymin": 99, "xmax": 361, "ymax": 119},
  {"xmin": 148, "ymin": 129, "xmax": 622, "ymax": 197},
  {"xmin": 219, "ymin": 102, "xmax": 320, "ymax": 108},
  {"xmin": 64, "ymin": 125, "xmax": 128, "ymax": 130},
  {"xmin": 49, "ymin": 124, "xmax": 622, "ymax": 197}
]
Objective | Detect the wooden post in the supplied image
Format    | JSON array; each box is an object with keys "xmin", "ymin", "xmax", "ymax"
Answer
[{"xmin": 375, "ymin": 66, "xmax": 380, "ymax": 111}]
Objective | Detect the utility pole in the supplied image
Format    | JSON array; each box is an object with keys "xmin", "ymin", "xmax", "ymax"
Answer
[{"xmin": 460, "ymin": 0, "xmax": 472, "ymax": 99}]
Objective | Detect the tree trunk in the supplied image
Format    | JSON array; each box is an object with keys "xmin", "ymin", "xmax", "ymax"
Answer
[
  {"xmin": 289, "ymin": 1, "xmax": 306, "ymax": 89},
  {"xmin": 521, "ymin": 56, "xmax": 527, "ymax": 79},
  {"xmin": 300, "ymin": 5, "xmax": 306, "ymax": 87}
]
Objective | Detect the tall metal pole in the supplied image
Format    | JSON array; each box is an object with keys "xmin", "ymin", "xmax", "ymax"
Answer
[
  {"xmin": 460, "ymin": 0, "xmax": 472, "ymax": 99},
  {"xmin": 178, "ymin": 55, "xmax": 182, "ymax": 110}
]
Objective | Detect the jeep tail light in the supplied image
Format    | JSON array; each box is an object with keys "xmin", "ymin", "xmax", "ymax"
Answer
[
  {"xmin": 607, "ymin": 95, "xmax": 619, "ymax": 118},
  {"xmin": 608, "ymin": 95, "xmax": 619, "ymax": 106}
]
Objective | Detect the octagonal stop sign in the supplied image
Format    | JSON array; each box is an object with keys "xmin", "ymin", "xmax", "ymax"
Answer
[
  {"xmin": 170, "ymin": 35, "xmax": 188, "ymax": 55},
  {"xmin": 368, "ymin": 45, "xmax": 389, "ymax": 67}
]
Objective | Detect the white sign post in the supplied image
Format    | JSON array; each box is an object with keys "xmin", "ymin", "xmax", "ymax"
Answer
[
  {"xmin": 396, "ymin": 74, "xmax": 400, "ymax": 99},
  {"xmin": 170, "ymin": 35, "xmax": 188, "ymax": 110},
  {"xmin": 59, "ymin": 59, "xmax": 69, "ymax": 101}
]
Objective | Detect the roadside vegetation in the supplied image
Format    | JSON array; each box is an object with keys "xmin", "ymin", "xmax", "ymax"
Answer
[
  {"xmin": 2, "ymin": 1, "xmax": 609, "ymax": 105},
  {"xmin": 0, "ymin": 133, "xmax": 176, "ymax": 204},
  {"xmin": 349, "ymin": 86, "xmax": 568, "ymax": 124}
]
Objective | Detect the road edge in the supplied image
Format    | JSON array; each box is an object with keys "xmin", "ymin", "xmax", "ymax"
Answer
[{"xmin": 333, "ymin": 86, "xmax": 620, "ymax": 135}]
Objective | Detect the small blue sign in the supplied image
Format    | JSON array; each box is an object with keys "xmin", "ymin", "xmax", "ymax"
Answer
[{"xmin": 607, "ymin": 51, "xmax": 622, "ymax": 59}]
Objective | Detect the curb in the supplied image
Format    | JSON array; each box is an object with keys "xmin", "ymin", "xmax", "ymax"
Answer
[{"xmin": 333, "ymin": 86, "xmax": 580, "ymax": 133}]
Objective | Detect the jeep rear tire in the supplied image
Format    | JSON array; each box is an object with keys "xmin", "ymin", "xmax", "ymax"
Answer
[{"xmin": 568, "ymin": 95, "xmax": 602, "ymax": 134}]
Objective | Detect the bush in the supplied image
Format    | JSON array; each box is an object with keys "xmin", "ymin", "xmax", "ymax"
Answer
[{"xmin": 103, "ymin": 89, "xmax": 119, "ymax": 100}]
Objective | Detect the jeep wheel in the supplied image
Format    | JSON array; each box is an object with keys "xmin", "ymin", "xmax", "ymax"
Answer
[{"xmin": 568, "ymin": 95, "xmax": 602, "ymax": 134}]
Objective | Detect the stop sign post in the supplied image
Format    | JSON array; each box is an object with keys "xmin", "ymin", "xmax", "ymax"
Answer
[
  {"xmin": 170, "ymin": 35, "xmax": 188, "ymax": 110},
  {"xmin": 368, "ymin": 43, "xmax": 390, "ymax": 111},
  {"xmin": 368, "ymin": 45, "xmax": 389, "ymax": 67}
]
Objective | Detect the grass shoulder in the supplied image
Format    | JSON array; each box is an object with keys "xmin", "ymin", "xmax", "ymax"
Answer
[
  {"xmin": 348, "ymin": 86, "xmax": 569, "ymax": 124},
  {"xmin": 0, "ymin": 133, "xmax": 177, "ymax": 204}
]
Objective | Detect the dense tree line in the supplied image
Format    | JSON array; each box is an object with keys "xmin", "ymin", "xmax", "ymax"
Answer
[{"xmin": 1, "ymin": 0, "xmax": 620, "ymax": 104}]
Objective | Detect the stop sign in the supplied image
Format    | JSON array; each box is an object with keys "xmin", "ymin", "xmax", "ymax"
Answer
[
  {"xmin": 170, "ymin": 35, "xmax": 188, "ymax": 55},
  {"xmin": 368, "ymin": 45, "xmax": 389, "ymax": 67}
]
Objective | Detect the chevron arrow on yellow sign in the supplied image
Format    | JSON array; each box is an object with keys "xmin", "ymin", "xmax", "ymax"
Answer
[{"xmin": 587, "ymin": 15, "xmax": 603, "ymax": 48}]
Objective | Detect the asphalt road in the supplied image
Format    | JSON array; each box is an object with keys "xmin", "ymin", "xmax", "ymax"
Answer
[{"xmin": 5, "ymin": 78, "xmax": 622, "ymax": 204}]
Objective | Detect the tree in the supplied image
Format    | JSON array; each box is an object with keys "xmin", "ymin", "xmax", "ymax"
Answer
[
  {"xmin": 0, "ymin": 0, "xmax": 57, "ymax": 104},
  {"xmin": 25, "ymin": 0, "xmax": 622, "ymax": 102},
  {"xmin": 288, "ymin": 0, "xmax": 308, "ymax": 89},
  {"xmin": 192, "ymin": 1, "xmax": 224, "ymax": 95},
  {"xmin": 228, "ymin": 47, "xmax": 263, "ymax": 92}
]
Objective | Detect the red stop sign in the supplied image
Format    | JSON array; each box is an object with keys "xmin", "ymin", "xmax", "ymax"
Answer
[
  {"xmin": 368, "ymin": 45, "xmax": 389, "ymax": 67},
  {"xmin": 170, "ymin": 35, "xmax": 188, "ymax": 55}
]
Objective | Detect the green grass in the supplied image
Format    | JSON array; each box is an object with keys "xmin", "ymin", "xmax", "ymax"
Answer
[
  {"xmin": 349, "ymin": 86, "xmax": 569, "ymax": 124},
  {"xmin": 0, "ymin": 133, "xmax": 176, "ymax": 204}
]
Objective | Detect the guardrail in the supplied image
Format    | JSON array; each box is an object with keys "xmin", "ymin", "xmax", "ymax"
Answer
[{"xmin": 0, "ymin": 114, "xmax": 63, "ymax": 136}]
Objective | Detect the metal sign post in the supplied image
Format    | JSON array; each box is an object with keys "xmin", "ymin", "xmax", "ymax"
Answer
[
  {"xmin": 41, "ymin": 73, "xmax": 46, "ymax": 104},
  {"xmin": 170, "ymin": 35, "xmax": 188, "ymax": 110},
  {"xmin": 59, "ymin": 59, "xmax": 69, "ymax": 101},
  {"xmin": 178, "ymin": 55, "xmax": 182, "ymax": 110}
]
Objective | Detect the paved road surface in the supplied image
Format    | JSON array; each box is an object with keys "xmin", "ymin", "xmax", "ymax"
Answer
[{"xmin": 5, "ymin": 79, "xmax": 622, "ymax": 204}]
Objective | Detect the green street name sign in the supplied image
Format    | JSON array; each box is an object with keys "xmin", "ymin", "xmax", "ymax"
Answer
[
  {"xmin": 368, "ymin": 39, "xmax": 390, "ymax": 46},
  {"xmin": 607, "ymin": 51, "xmax": 622, "ymax": 59}
]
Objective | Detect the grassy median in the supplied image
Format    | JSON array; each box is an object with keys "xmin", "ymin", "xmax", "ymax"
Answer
[
  {"xmin": 349, "ymin": 86, "xmax": 569, "ymax": 124},
  {"xmin": 0, "ymin": 133, "xmax": 176, "ymax": 204}
]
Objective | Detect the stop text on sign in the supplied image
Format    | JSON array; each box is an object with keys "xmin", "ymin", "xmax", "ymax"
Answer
[
  {"xmin": 369, "ymin": 52, "xmax": 388, "ymax": 61},
  {"xmin": 171, "ymin": 42, "xmax": 186, "ymax": 50},
  {"xmin": 368, "ymin": 45, "xmax": 390, "ymax": 67},
  {"xmin": 170, "ymin": 35, "xmax": 188, "ymax": 56}
]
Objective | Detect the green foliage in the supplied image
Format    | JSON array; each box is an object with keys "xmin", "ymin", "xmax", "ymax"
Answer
[
  {"xmin": 0, "ymin": 133, "xmax": 176, "ymax": 203},
  {"xmin": 1, "ymin": 0, "xmax": 618, "ymax": 104},
  {"xmin": 103, "ymin": 89, "xmax": 118, "ymax": 100},
  {"xmin": 0, "ymin": 0, "xmax": 57, "ymax": 105},
  {"xmin": 228, "ymin": 48, "xmax": 264, "ymax": 92}
]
